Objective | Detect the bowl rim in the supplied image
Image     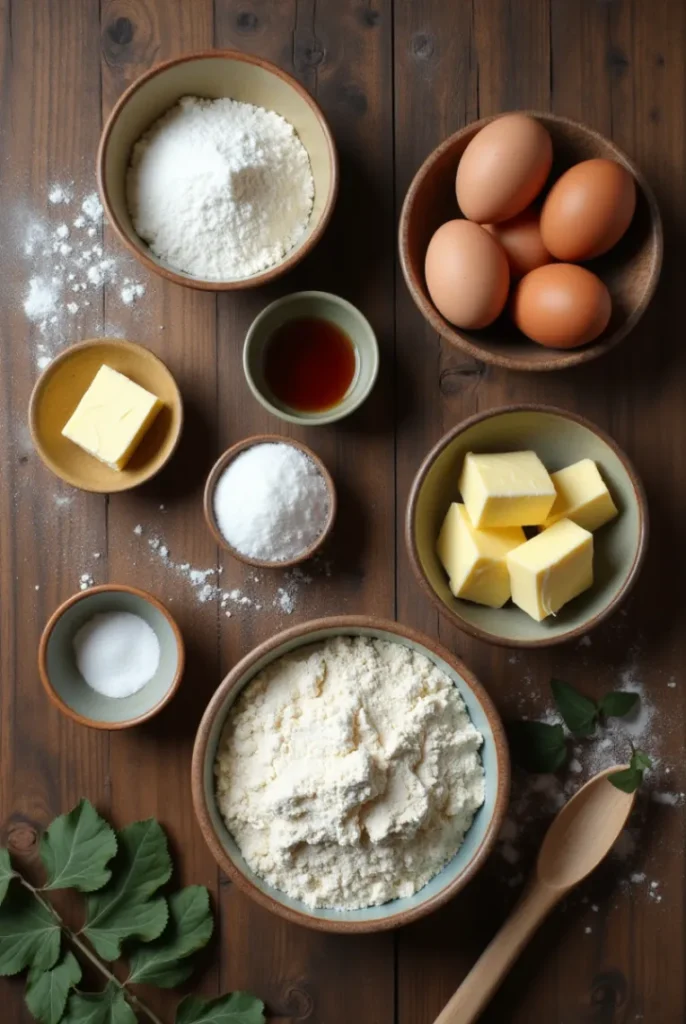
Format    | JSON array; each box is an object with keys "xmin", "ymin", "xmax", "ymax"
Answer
[
  {"xmin": 38, "ymin": 584, "xmax": 185, "ymax": 730},
  {"xmin": 190, "ymin": 613, "xmax": 510, "ymax": 933},
  {"xmin": 398, "ymin": 110, "xmax": 664, "ymax": 372},
  {"xmin": 97, "ymin": 49, "xmax": 340, "ymax": 292},
  {"xmin": 405, "ymin": 403, "xmax": 650, "ymax": 649},
  {"xmin": 242, "ymin": 289, "xmax": 380, "ymax": 425},
  {"xmin": 28, "ymin": 337, "xmax": 184, "ymax": 494},
  {"xmin": 203, "ymin": 434, "xmax": 337, "ymax": 568}
]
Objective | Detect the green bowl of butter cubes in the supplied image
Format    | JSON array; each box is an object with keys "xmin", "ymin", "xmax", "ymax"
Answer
[{"xmin": 406, "ymin": 404, "xmax": 648, "ymax": 648}]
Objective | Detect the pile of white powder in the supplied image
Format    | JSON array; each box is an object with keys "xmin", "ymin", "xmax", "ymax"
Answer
[
  {"xmin": 215, "ymin": 636, "xmax": 485, "ymax": 910},
  {"xmin": 73, "ymin": 611, "xmax": 160, "ymax": 698},
  {"xmin": 127, "ymin": 96, "xmax": 315, "ymax": 280},
  {"xmin": 213, "ymin": 443, "xmax": 330, "ymax": 562}
]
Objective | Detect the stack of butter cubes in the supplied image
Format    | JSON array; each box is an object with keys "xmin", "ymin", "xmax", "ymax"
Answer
[{"xmin": 436, "ymin": 451, "xmax": 618, "ymax": 621}]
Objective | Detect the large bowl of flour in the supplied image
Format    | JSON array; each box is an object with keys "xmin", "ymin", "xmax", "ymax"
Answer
[
  {"xmin": 192, "ymin": 616, "xmax": 509, "ymax": 933},
  {"xmin": 98, "ymin": 51, "xmax": 338, "ymax": 289}
]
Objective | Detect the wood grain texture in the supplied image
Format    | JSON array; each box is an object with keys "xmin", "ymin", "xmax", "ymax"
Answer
[{"xmin": 1, "ymin": 0, "xmax": 685, "ymax": 1022}]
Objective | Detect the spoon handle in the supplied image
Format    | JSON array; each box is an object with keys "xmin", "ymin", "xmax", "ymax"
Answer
[{"xmin": 433, "ymin": 881, "xmax": 562, "ymax": 1024}]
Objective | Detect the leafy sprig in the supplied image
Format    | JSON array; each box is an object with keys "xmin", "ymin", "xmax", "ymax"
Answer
[
  {"xmin": 509, "ymin": 679, "xmax": 646, "ymax": 782},
  {"xmin": 608, "ymin": 749, "xmax": 653, "ymax": 793},
  {"xmin": 0, "ymin": 800, "xmax": 264, "ymax": 1024}
]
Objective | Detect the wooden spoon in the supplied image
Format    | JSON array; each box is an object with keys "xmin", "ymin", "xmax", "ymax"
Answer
[{"xmin": 434, "ymin": 766, "xmax": 636, "ymax": 1024}]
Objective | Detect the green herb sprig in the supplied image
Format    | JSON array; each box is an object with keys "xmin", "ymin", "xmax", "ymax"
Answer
[
  {"xmin": 608, "ymin": 749, "xmax": 653, "ymax": 793},
  {"xmin": 0, "ymin": 800, "xmax": 264, "ymax": 1024},
  {"xmin": 509, "ymin": 679, "xmax": 645, "ymax": 781}
]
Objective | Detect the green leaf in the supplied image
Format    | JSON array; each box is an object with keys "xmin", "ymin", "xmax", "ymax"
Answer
[
  {"xmin": 83, "ymin": 819, "xmax": 171, "ymax": 961},
  {"xmin": 508, "ymin": 721, "xmax": 567, "ymax": 773},
  {"xmin": 62, "ymin": 983, "xmax": 136, "ymax": 1024},
  {"xmin": 0, "ymin": 848, "xmax": 15, "ymax": 906},
  {"xmin": 608, "ymin": 750, "xmax": 652, "ymax": 794},
  {"xmin": 41, "ymin": 799, "xmax": 117, "ymax": 893},
  {"xmin": 128, "ymin": 885, "xmax": 213, "ymax": 987},
  {"xmin": 176, "ymin": 993, "xmax": 265, "ymax": 1024},
  {"xmin": 550, "ymin": 679, "xmax": 598, "ymax": 736},
  {"xmin": 25, "ymin": 950, "xmax": 82, "ymax": 1024},
  {"xmin": 0, "ymin": 884, "xmax": 61, "ymax": 976},
  {"xmin": 607, "ymin": 766, "xmax": 641, "ymax": 793},
  {"xmin": 598, "ymin": 691, "xmax": 640, "ymax": 720},
  {"xmin": 633, "ymin": 749, "xmax": 652, "ymax": 771}
]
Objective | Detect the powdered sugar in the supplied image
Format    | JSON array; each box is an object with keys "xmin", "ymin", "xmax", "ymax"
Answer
[{"xmin": 127, "ymin": 96, "xmax": 314, "ymax": 280}]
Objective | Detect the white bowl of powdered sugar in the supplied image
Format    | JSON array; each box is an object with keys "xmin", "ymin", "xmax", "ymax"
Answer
[
  {"xmin": 192, "ymin": 616, "xmax": 510, "ymax": 933},
  {"xmin": 98, "ymin": 51, "xmax": 338, "ymax": 289}
]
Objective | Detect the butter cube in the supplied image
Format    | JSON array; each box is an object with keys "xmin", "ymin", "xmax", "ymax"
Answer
[
  {"xmin": 459, "ymin": 451, "xmax": 556, "ymax": 528},
  {"xmin": 437, "ymin": 502, "xmax": 526, "ymax": 608},
  {"xmin": 540, "ymin": 459, "xmax": 618, "ymax": 533},
  {"xmin": 62, "ymin": 365, "xmax": 162, "ymax": 470},
  {"xmin": 506, "ymin": 518, "xmax": 593, "ymax": 622}
]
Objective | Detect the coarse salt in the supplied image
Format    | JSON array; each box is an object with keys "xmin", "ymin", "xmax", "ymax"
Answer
[{"xmin": 213, "ymin": 443, "xmax": 329, "ymax": 562}]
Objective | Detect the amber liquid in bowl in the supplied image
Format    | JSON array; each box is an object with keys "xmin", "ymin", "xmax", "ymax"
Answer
[{"xmin": 264, "ymin": 317, "xmax": 357, "ymax": 413}]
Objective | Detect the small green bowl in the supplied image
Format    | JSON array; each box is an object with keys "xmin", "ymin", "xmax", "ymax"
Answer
[
  {"xmin": 243, "ymin": 291, "xmax": 379, "ymax": 425},
  {"xmin": 39, "ymin": 585, "xmax": 184, "ymax": 728},
  {"xmin": 406, "ymin": 405, "xmax": 648, "ymax": 648}
]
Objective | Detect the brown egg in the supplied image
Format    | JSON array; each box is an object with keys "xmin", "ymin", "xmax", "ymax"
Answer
[
  {"xmin": 483, "ymin": 206, "xmax": 552, "ymax": 279},
  {"xmin": 456, "ymin": 113, "xmax": 553, "ymax": 223},
  {"xmin": 425, "ymin": 220, "xmax": 510, "ymax": 329},
  {"xmin": 511, "ymin": 263, "xmax": 611, "ymax": 348},
  {"xmin": 540, "ymin": 158, "xmax": 636, "ymax": 261}
]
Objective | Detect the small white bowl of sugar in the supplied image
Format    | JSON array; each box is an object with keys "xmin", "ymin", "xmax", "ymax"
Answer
[
  {"xmin": 39, "ymin": 585, "xmax": 184, "ymax": 730},
  {"xmin": 203, "ymin": 435, "xmax": 337, "ymax": 569}
]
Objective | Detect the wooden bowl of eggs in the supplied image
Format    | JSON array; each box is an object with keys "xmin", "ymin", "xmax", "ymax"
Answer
[{"xmin": 399, "ymin": 112, "xmax": 663, "ymax": 371}]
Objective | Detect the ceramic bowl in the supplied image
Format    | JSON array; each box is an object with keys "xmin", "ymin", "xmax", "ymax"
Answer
[
  {"xmin": 29, "ymin": 338, "xmax": 183, "ymax": 493},
  {"xmin": 399, "ymin": 111, "xmax": 663, "ymax": 371},
  {"xmin": 98, "ymin": 50, "xmax": 338, "ymax": 290},
  {"xmin": 406, "ymin": 405, "xmax": 648, "ymax": 648},
  {"xmin": 191, "ymin": 615, "xmax": 509, "ymax": 933},
  {"xmin": 38, "ymin": 585, "xmax": 184, "ymax": 729},
  {"xmin": 203, "ymin": 434, "xmax": 337, "ymax": 569},
  {"xmin": 243, "ymin": 291, "xmax": 380, "ymax": 425}
]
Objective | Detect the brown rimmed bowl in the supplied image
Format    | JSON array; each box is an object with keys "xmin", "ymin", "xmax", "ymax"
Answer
[
  {"xmin": 406, "ymin": 404, "xmax": 649, "ymax": 648},
  {"xmin": 191, "ymin": 615, "xmax": 509, "ymax": 933},
  {"xmin": 399, "ymin": 111, "xmax": 663, "ymax": 371},
  {"xmin": 98, "ymin": 50, "xmax": 338, "ymax": 290},
  {"xmin": 29, "ymin": 338, "xmax": 184, "ymax": 493},
  {"xmin": 203, "ymin": 434, "xmax": 336, "ymax": 569},
  {"xmin": 39, "ymin": 585, "xmax": 184, "ymax": 729}
]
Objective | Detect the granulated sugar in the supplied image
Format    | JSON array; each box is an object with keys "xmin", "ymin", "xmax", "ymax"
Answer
[{"xmin": 19, "ymin": 183, "xmax": 147, "ymax": 369}]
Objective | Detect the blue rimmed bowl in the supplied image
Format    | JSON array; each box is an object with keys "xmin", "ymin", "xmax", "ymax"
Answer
[{"xmin": 191, "ymin": 615, "xmax": 509, "ymax": 933}]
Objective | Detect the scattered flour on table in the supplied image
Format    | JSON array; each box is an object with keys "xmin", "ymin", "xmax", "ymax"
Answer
[
  {"xmin": 19, "ymin": 183, "xmax": 147, "ymax": 369},
  {"xmin": 127, "ymin": 96, "xmax": 314, "ymax": 280},
  {"xmin": 215, "ymin": 636, "xmax": 485, "ymax": 910},
  {"xmin": 494, "ymin": 651, "xmax": 683, "ymax": 908}
]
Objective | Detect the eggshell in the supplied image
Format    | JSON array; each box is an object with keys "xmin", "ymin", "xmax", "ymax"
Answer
[
  {"xmin": 425, "ymin": 220, "xmax": 510, "ymax": 329},
  {"xmin": 483, "ymin": 206, "xmax": 552, "ymax": 279},
  {"xmin": 540, "ymin": 158, "xmax": 636, "ymax": 261},
  {"xmin": 456, "ymin": 114, "xmax": 553, "ymax": 223},
  {"xmin": 511, "ymin": 263, "xmax": 611, "ymax": 348}
]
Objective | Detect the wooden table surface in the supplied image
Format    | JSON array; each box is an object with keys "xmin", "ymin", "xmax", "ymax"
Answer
[{"xmin": 1, "ymin": 1, "xmax": 684, "ymax": 1022}]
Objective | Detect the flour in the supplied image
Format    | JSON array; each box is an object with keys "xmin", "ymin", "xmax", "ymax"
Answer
[
  {"xmin": 19, "ymin": 183, "xmax": 147, "ymax": 369},
  {"xmin": 216, "ymin": 636, "xmax": 485, "ymax": 910},
  {"xmin": 127, "ymin": 96, "xmax": 314, "ymax": 280}
]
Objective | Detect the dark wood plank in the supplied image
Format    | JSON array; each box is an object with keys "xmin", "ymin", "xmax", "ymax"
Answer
[
  {"xmin": 99, "ymin": 1, "xmax": 220, "ymax": 1020},
  {"xmin": 212, "ymin": 2, "xmax": 396, "ymax": 1022},
  {"xmin": 394, "ymin": 1, "xmax": 686, "ymax": 1023},
  {"xmin": 0, "ymin": 2, "xmax": 106, "ymax": 1020}
]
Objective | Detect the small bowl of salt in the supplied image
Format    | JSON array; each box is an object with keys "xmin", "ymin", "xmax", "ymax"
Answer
[
  {"xmin": 39, "ymin": 585, "xmax": 184, "ymax": 729},
  {"xmin": 204, "ymin": 435, "xmax": 336, "ymax": 569}
]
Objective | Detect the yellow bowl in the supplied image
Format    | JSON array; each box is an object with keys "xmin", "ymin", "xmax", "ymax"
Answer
[
  {"xmin": 97, "ymin": 50, "xmax": 338, "ymax": 290},
  {"xmin": 29, "ymin": 338, "xmax": 183, "ymax": 493}
]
